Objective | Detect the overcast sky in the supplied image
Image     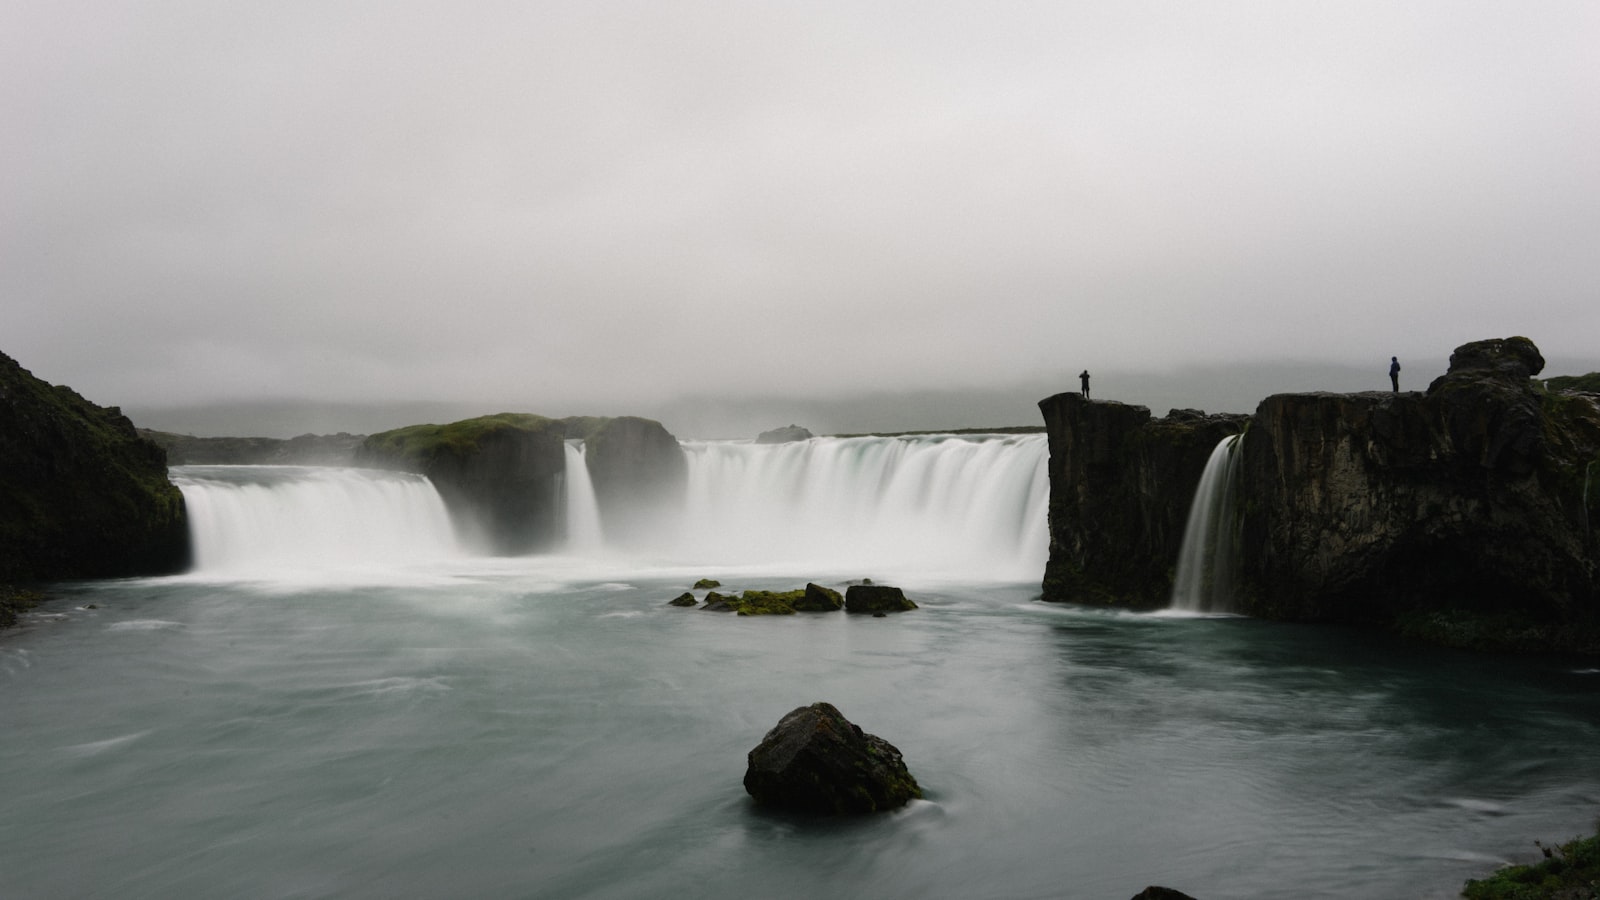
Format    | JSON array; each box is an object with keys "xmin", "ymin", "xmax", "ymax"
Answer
[{"xmin": 4, "ymin": 1, "xmax": 1596, "ymax": 436}]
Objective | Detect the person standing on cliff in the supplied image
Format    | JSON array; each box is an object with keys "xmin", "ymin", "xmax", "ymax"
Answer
[
  {"xmin": 1389, "ymin": 356, "xmax": 1401, "ymax": 392},
  {"xmin": 1079, "ymin": 370, "xmax": 1091, "ymax": 400}
]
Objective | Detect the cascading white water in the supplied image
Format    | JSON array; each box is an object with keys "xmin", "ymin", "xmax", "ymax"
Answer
[
  {"xmin": 1170, "ymin": 434, "xmax": 1243, "ymax": 612},
  {"xmin": 170, "ymin": 434, "xmax": 1050, "ymax": 582},
  {"xmin": 671, "ymin": 433, "xmax": 1050, "ymax": 580},
  {"xmin": 172, "ymin": 466, "xmax": 459, "ymax": 575},
  {"xmin": 562, "ymin": 441, "xmax": 604, "ymax": 553}
]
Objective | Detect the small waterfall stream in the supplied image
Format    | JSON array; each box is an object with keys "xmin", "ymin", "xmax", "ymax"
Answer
[
  {"xmin": 562, "ymin": 440, "xmax": 604, "ymax": 553},
  {"xmin": 1170, "ymin": 434, "xmax": 1243, "ymax": 612}
]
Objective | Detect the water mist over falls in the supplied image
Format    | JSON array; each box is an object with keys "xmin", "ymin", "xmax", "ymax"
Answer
[{"xmin": 174, "ymin": 434, "xmax": 1051, "ymax": 581}]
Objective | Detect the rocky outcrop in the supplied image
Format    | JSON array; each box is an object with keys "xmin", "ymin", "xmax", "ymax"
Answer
[
  {"xmin": 756, "ymin": 424, "xmax": 813, "ymax": 444},
  {"xmin": 354, "ymin": 413, "xmax": 566, "ymax": 554},
  {"xmin": 1038, "ymin": 337, "xmax": 1600, "ymax": 653},
  {"xmin": 0, "ymin": 350, "xmax": 189, "ymax": 586},
  {"xmin": 140, "ymin": 430, "xmax": 365, "ymax": 466},
  {"xmin": 1238, "ymin": 337, "xmax": 1599, "ymax": 643},
  {"xmin": 743, "ymin": 702, "xmax": 922, "ymax": 814},
  {"xmin": 844, "ymin": 584, "xmax": 918, "ymax": 613},
  {"xmin": 566, "ymin": 416, "xmax": 686, "ymax": 547},
  {"xmin": 1037, "ymin": 395, "xmax": 1248, "ymax": 608},
  {"xmin": 795, "ymin": 582, "xmax": 844, "ymax": 611}
]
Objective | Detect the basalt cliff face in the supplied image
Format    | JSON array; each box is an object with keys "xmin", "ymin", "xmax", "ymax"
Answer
[
  {"xmin": 355, "ymin": 413, "xmax": 568, "ymax": 554},
  {"xmin": 1040, "ymin": 337, "xmax": 1600, "ymax": 653},
  {"xmin": 1037, "ymin": 396, "xmax": 1247, "ymax": 608},
  {"xmin": 354, "ymin": 413, "xmax": 687, "ymax": 554},
  {"xmin": 565, "ymin": 416, "xmax": 687, "ymax": 547},
  {"xmin": 0, "ymin": 351, "xmax": 189, "ymax": 584}
]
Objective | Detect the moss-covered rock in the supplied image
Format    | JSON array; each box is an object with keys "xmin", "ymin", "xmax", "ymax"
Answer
[
  {"xmin": 1462, "ymin": 826, "xmax": 1600, "ymax": 899},
  {"xmin": 795, "ymin": 582, "xmax": 844, "ymax": 611},
  {"xmin": 667, "ymin": 592, "xmax": 697, "ymax": 607},
  {"xmin": 743, "ymin": 702, "xmax": 922, "ymax": 815},
  {"xmin": 0, "ymin": 585, "xmax": 43, "ymax": 628},
  {"xmin": 692, "ymin": 578, "xmax": 721, "ymax": 590},
  {"xmin": 0, "ymin": 350, "xmax": 189, "ymax": 587},
  {"xmin": 355, "ymin": 413, "xmax": 566, "ymax": 554}
]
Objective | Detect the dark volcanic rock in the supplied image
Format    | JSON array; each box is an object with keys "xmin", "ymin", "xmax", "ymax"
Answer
[
  {"xmin": 1037, "ymin": 394, "xmax": 1247, "ymax": 608},
  {"xmin": 844, "ymin": 584, "xmax": 917, "ymax": 613},
  {"xmin": 1130, "ymin": 888, "xmax": 1198, "ymax": 900},
  {"xmin": 355, "ymin": 413, "xmax": 566, "ymax": 555},
  {"xmin": 0, "ymin": 351, "xmax": 190, "ymax": 586},
  {"xmin": 1239, "ymin": 337, "xmax": 1599, "ymax": 636},
  {"xmin": 570, "ymin": 416, "xmax": 687, "ymax": 548},
  {"xmin": 743, "ymin": 702, "xmax": 922, "ymax": 814},
  {"xmin": 755, "ymin": 424, "xmax": 813, "ymax": 444},
  {"xmin": 1037, "ymin": 336, "xmax": 1600, "ymax": 653},
  {"xmin": 668, "ymin": 592, "xmax": 697, "ymax": 607},
  {"xmin": 794, "ymin": 582, "xmax": 844, "ymax": 611}
]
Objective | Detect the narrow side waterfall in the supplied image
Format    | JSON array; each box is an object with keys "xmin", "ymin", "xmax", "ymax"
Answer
[
  {"xmin": 562, "ymin": 441, "xmax": 604, "ymax": 553},
  {"xmin": 172, "ymin": 466, "xmax": 459, "ymax": 575},
  {"xmin": 673, "ymin": 433, "xmax": 1050, "ymax": 580},
  {"xmin": 1170, "ymin": 434, "xmax": 1244, "ymax": 612}
]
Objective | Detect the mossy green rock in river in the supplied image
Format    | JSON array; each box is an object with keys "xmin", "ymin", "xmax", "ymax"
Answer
[
  {"xmin": 0, "ymin": 350, "xmax": 189, "ymax": 586},
  {"xmin": 355, "ymin": 413, "xmax": 566, "ymax": 555},
  {"xmin": 743, "ymin": 702, "xmax": 922, "ymax": 815}
]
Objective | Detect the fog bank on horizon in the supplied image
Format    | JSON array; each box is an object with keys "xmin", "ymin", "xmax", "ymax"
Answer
[{"xmin": 126, "ymin": 355, "xmax": 1600, "ymax": 441}]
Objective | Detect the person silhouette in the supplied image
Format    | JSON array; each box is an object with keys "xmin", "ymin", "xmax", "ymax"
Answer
[
  {"xmin": 1389, "ymin": 356, "xmax": 1401, "ymax": 393},
  {"xmin": 1079, "ymin": 370, "xmax": 1090, "ymax": 400}
]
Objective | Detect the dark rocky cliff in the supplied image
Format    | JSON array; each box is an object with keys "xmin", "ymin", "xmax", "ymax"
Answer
[
  {"xmin": 565, "ymin": 415, "xmax": 687, "ymax": 547},
  {"xmin": 1039, "ymin": 337, "xmax": 1600, "ymax": 653},
  {"xmin": 1238, "ymin": 338, "xmax": 1599, "ymax": 648},
  {"xmin": 1038, "ymin": 395, "xmax": 1247, "ymax": 608},
  {"xmin": 355, "ymin": 413, "xmax": 566, "ymax": 554},
  {"xmin": 0, "ymin": 351, "xmax": 189, "ymax": 584}
]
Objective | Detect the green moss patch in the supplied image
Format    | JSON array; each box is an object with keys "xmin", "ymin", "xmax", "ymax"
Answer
[{"xmin": 1463, "ymin": 827, "xmax": 1600, "ymax": 899}]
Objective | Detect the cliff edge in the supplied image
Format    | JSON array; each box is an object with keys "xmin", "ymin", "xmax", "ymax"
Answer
[{"xmin": 0, "ymin": 350, "xmax": 189, "ymax": 586}]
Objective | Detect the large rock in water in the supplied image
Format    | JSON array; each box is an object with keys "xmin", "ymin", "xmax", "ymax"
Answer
[
  {"xmin": 0, "ymin": 350, "xmax": 189, "ymax": 583},
  {"xmin": 355, "ymin": 413, "xmax": 566, "ymax": 554},
  {"xmin": 744, "ymin": 702, "xmax": 922, "ymax": 814}
]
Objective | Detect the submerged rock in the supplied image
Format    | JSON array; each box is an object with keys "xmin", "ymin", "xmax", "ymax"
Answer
[
  {"xmin": 1130, "ymin": 889, "xmax": 1198, "ymax": 900},
  {"xmin": 844, "ymin": 584, "xmax": 917, "ymax": 613},
  {"xmin": 743, "ymin": 702, "xmax": 921, "ymax": 814}
]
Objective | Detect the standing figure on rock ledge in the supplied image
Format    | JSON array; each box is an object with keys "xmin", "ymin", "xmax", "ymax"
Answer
[
  {"xmin": 1079, "ymin": 369, "xmax": 1091, "ymax": 399},
  {"xmin": 1389, "ymin": 356, "xmax": 1401, "ymax": 392}
]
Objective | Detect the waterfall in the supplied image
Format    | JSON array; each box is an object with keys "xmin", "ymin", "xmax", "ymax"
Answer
[
  {"xmin": 1170, "ymin": 434, "xmax": 1243, "ymax": 612},
  {"xmin": 172, "ymin": 466, "xmax": 459, "ymax": 575},
  {"xmin": 563, "ymin": 441, "xmax": 604, "ymax": 553},
  {"xmin": 672, "ymin": 433, "xmax": 1050, "ymax": 580},
  {"xmin": 170, "ymin": 433, "xmax": 1051, "ymax": 582}
]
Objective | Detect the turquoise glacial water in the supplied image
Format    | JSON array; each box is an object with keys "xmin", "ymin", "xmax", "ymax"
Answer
[{"xmin": 2, "ymin": 565, "xmax": 1597, "ymax": 900}]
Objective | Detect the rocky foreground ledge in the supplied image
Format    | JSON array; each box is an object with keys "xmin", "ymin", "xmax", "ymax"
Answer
[{"xmin": 1040, "ymin": 336, "xmax": 1600, "ymax": 655}]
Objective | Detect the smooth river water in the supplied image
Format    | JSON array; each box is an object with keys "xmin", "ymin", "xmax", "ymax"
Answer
[{"xmin": 3, "ymin": 562, "xmax": 1598, "ymax": 900}]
